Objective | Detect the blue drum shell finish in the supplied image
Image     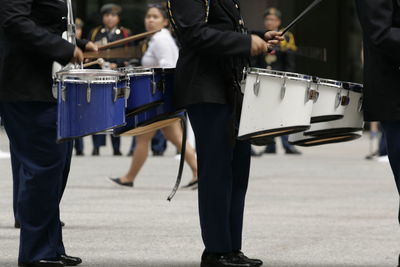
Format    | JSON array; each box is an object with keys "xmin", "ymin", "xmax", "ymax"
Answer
[
  {"xmin": 114, "ymin": 73, "xmax": 184, "ymax": 136},
  {"xmin": 125, "ymin": 69, "xmax": 175, "ymax": 117},
  {"xmin": 57, "ymin": 81, "xmax": 126, "ymax": 142}
]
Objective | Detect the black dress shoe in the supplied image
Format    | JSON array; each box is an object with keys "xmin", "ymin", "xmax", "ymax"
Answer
[
  {"xmin": 108, "ymin": 177, "xmax": 133, "ymax": 188},
  {"xmin": 61, "ymin": 221, "xmax": 65, "ymax": 227},
  {"xmin": 92, "ymin": 148, "xmax": 99, "ymax": 156},
  {"xmin": 181, "ymin": 180, "xmax": 198, "ymax": 189},
  {"xmin": 18, "ymin": 260, "xmax": 65, "ymax": 267},
  {"xmin": 113, "ymin": 150, "xmax": 122, "ymax": 156},
  {"xmin": 60, "ymin": 255, "xmax": 82, "ymax": 266},
  {"xmin": 75, "ymin": 151, "xmax": 84, "ymax": 156},
  {"xmin": 398, "ymin": 253, "xmax": 400, "ymax": 267},
  {"xmin": 201, "ymin": 251, "xmax": 252, "ymax": 267},
  {"xmin": 234, "ymin": 251, "xmax": 263, "ymax": 267}
]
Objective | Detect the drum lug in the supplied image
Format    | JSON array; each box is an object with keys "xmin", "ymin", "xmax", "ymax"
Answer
[
  {"xmin": 358, "ymin": 97, "xmax": 363, "ymax": 112},
  {"xmin": 113, "ymin": 86, "xmax": 118, "ymax": 102},
  {"xmin": 151, "ymin": 81, "xmax": 157, "ymax": 95},
  {"xmin": 125, "ymin": 79, "xmax": 131, "ymax": 99},
  {"xmin": 124, "ymin": 86, "xmax": 131, "ymax": 100},
  {"xmin": 86, "ymin": 85, "xmax": 91, "ymax": 103},
  {"xmin": 335, "ymin": 92, "xmax": 342, "ymax": 109},
  {"xmin": 52, "ymin": 80, "xmax": 58, "ymax": 99},
  {"xmin": 281, "ymin": 77, "xmax": 287, "ymax": 100},
  {"xmin": 253, "ymin": 75, "xmax": 260, "ymax": 96},
  {"xmin": 61, "ymin": 84, "xmax": 67, "ymax": 102}
]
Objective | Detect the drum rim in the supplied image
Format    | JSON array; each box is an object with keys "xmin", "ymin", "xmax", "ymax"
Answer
[
  {"xmin": 238, "ymin": 125, "xmax": 311, "ymax": 143},
  {"xmin": 289, "ymin": 132, "xmax": 362, "ymax": 147},
  {"xmin": 342, "ymin": 81, "xmax": 363, "ymax": 93},
  {"xmin": 247, "ymin": 68, "xmax": 313, "ymax": 82},
  {"xmin": 56, "ymin": 69, "xmax": 122, "ymax": 78},
  {"xmin": 317, "ymin": 78, "xmax": 343, "ymax": 88},
  {"xmin": 57, "ymin": 76, "xmax": 121, "ymax": 84},
  {"xmin": 119, "ymin": 67, "xmax": 175, "ymax": 76}
]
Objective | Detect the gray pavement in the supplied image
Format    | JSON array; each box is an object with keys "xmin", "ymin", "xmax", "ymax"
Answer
[{"xmin": 0, "ymin": 129, "xmax": 399, "ymax": 267}]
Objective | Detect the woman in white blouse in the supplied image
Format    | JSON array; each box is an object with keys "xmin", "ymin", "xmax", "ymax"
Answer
[{"xmin": 110, "ymin": 5, "xmax": 198, "ymax": 188}]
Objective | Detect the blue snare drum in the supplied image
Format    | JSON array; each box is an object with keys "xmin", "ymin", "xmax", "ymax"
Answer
[
  {"xmin": 120, "ymin": 67, "xmax": 171, "ymax": 117},
  {"xmin": 114, "ymin": 68, "xmax": 185, "ymax": 137},
  {"xmin": 54, "ymin": 69, "xmax": 128, "ymax": 142}
]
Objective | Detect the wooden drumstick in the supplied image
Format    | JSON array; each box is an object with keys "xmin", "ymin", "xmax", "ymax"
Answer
[
  {"xmin": 97, "ymin": 29, "xmax": 160, "ymax": 50},
  {"xmin": 83, "ymin": 58, "xmax": 105, "ymax": 68}
]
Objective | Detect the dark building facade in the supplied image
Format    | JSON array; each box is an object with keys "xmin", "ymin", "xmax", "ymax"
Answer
[{"xmin": 73, "ymin": 0, "xmax": 363, "ymax": 83}]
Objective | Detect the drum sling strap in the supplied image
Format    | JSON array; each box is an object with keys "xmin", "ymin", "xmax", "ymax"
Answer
[{"xmin": 167, "ymin": 115, "xmax": 187, "ymax": 201}]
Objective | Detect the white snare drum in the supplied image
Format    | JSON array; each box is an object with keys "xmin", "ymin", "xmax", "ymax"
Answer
[
  {"xmin": 305, "ymin": 82, "xmax": 364, "ymax": 136},
  {"xmin": 310, "ymin": 78, "xmax": 348, "ymax": 123},
  {"xmin": 238, "ymin": 68, "xmax": 317, "ymax": 144},
  {"xmin": 289, "ymin": 131, "xmax": 362, "ymax": 147}
]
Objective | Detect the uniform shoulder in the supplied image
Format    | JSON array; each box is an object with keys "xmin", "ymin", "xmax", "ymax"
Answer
[{"xmin": 89, "ymin": 26, "xmax": 104, "ymax": 40}]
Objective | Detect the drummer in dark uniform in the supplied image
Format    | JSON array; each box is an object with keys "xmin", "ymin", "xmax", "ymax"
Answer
[
  {"xmin": 89, "ymin": 4, "xmax": 131, "ymax": 156},
  {"xmin": 253, "ymin": 8, "xmax": 302, "ymax": 155},
  {"xmin": 168, "ymin": 0, "xmax": 283, "ymax": 266},
  {"xmin": 0, "ymin": 0, "xmax": 97, "ymax": 266}
]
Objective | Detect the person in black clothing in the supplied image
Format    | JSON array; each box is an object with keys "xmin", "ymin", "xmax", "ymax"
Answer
[
  {"xmin": 89, "ymin": 4, "xmax": 131, "ymax": 156},
  {"xmin": 168, "ymin": 0, "xmax": 283, "ymax": 266},
  {"xmin": 0, "ymin": 0, "xmax": 97, "ymax": 266},
  {"xmin": 253, "ymin": 8, "xmax": 301, "ymax": 155},
  {"xmin": 356, "ymin": 0, "xmax": 400, "ymax": 265}
]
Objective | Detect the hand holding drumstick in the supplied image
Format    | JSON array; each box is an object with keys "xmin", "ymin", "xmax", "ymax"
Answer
[{"xmin": 250, "ymin": 31, "xmax": 284, "ymax": 56}]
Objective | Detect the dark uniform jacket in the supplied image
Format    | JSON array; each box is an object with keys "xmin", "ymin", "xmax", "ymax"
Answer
[
  {"xmin": 0, "ymin": 0, "xmax": 88, "ymax": 102},
  {"xmin": 89, "ymin": 25, "xmax": 131, "ymax": 68},
  {"xmin": 168, "ymin": 0, "xmax": 254, "ymax": 109},
  {"xmin": 356, "ymin": 0, "xmax": 400, "ymax": 121}
]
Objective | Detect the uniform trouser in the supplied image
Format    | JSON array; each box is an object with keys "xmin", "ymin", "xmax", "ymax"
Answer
[
  {"xmin": 0, "ymin": 102, "xmax": 72, "ymax": 263},
  {"xmin": 187, "ymin": 103, "xmax": 251, "ymax": 253},
  {"xmin": 74, "ymin": 138, "xmax": 84, "ymax": 153},
  {"xmin": 266, "ymin": 135, "xmax": 292, "ymax": 152},
  {"xmin": 92, "ymin": 134, "xmax": 120, "ymax": 152},
  {"xmin": 151, "ymin": 130, "xmax": 167, "ymax": 154},
  {"xmin": 381, "ymin": 121, "xmax": 400, "ymax": 222},
  {"xmin": 10, "ymin": 146, "xmax": 20, "ymax": 223},
  {"xmin": 378, "ymin": 130, "xmax": 388, "ymax": 157}
]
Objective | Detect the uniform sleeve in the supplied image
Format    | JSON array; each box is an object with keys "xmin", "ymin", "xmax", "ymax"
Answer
[
  {"xmin": 0, "ymin": 0, "xmax": 75, "ymax": 65},
  {"xmin": 356, "ymin": 0, "xmax": 400, "ymax": 62},
  {"xmin": 169, "ymin": 0, "xmax": 251, "ymax": 57},
  {"xmin": 76, "ymin": 39, "xmax": 89, "ymax": 51}
]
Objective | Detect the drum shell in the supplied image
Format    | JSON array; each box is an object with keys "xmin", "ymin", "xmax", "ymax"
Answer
[
  {"xmin": 57, "ymin": 79, "xmax": 126, "ymax": 142},
  {"xmin": 124, "ymin": 68, "xmax": 175, "ymax": 117},
  {"xmin": 310, "ymin": 80, "xmax": 346, "ymax": 123},
  {"xmin": 305, "ymin": 89, "xmax": 364, "ymax": 136},
  {"xmin": 114, "ymin": 73, "xmax": 184, "ymax": 136},
  {"xmin": 238, "ymin": 70, "xmax": 313, "ymax": 141},
  {"xmin": 289, "ymin": 131, "xmax": 362, "ymax": 147}
]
